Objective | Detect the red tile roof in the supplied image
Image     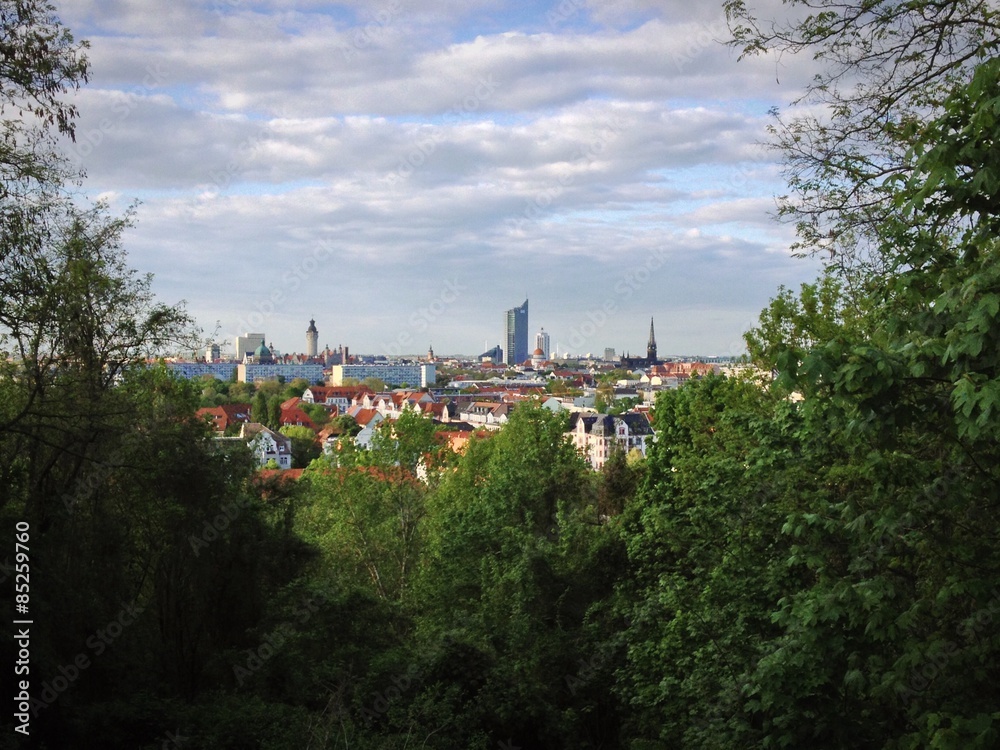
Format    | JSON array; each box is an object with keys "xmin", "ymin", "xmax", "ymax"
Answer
[
  {"xmin": 197, "ymin": 403, "xmax": 252, "ymax": 431},
  {"xmin": 279, "ymin": 406, "xmax": 318, "ymax": 431}
]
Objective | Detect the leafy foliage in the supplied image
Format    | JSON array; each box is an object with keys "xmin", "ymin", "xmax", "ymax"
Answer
[{"xmin": 7, "ymin": 2, "xmax": 1000, "ymax": 748}]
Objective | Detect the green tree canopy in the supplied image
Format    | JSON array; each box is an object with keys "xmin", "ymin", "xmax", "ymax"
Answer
[{"xmin": 726, "ymin": 0, "xmax": 1000, "ymax": 278}]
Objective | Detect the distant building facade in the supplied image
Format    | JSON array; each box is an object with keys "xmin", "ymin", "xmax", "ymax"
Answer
[
  {"xmin": 329, "ymin": 362, "xmax": 436, "ymax": 388},
  {"xmin": 306, "ymin": 319, "xmax": 319, "ymax": 357},
  {"xmin": 242, "ymin": 423, "xmax": 293, "ymax": 470},
  {"xmin": 480, "ymin": 344, "xmax": 503, "ymax": 363},
  {"xmin": 504, "ymin": 299, "xmax": 529, "ymax": 366},
  {"xmin": 569, "ymin": 412, "xmax": 654, "ymax": 470},
  {"xmin": 167, "ymin": 361, "xmax": 238, "ymax": 380},
  {"xmin": 235, "ymin": 332, "xmax": 266, "ymax": 361},
  {"xmin": 302, "ymin": 385, "xmax": 373, "ymax": 414},
  {"xmin": 238, "ymin": 362, "xmax": 326, "ymax": 383},
  {"xmin": 535, "ymin": 328, "xmax": 550, "ymax": 360},
  {"xmin": 620, "ymin": 318, "xmax": 659, "ymax": 370}
]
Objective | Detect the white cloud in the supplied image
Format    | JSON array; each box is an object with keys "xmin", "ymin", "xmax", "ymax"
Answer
[{"xmin": 54, "ymin": 0, "xmax": 822, "ymax": 355}]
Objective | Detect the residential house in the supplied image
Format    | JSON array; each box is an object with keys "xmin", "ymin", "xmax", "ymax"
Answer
[
  {"xmin": 197, "ymin": 403, "xmax": 252, "ymax": 433},
  {"xmin": 459, "ymin": 401, "xmax": 510, "ymax": 430},
  {"xmin": 302, "ymin": 385, "xmax": 373, "ymax": 414},
  {"xmin": 241, "ymin": 422, "xmax": 293, "ymax": 470},
  {"xmin": 345, "ymin": 407, "xmax": 386, "ymax": 450},
  {"xmin": 569, "ymin": 412, "xmax": 654, "ymax": 470},
  {"xmin": 278, "ymin": 397, "xmax": 318, "ymax": 430}
]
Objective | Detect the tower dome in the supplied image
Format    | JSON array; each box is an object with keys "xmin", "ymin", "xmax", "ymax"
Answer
[
  {"xmin": 306, "ymin": 318, "xmax": 319, "ymax": 357},
  {"xmin": 253, "ymin": 340, "xmax": 273, "ymax": 364}
]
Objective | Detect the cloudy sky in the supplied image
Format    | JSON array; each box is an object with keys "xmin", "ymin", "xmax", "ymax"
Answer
[{"xmin": 57, "ymin": 0, "xmax": 823, "ymax": 359}]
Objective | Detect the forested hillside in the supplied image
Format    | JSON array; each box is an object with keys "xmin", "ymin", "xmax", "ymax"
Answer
[{"xmin": 2, "ymin": 1, "xmax": 1000, "ymax": 748}]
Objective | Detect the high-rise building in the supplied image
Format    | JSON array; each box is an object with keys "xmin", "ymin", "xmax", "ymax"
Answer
[
  {"xmin": 504, "ymin": 298, "xmax": 528, "ymax": 366},
  {"xmin": 306, "ymin": 319, "xmax": 319, "ymax": 357},
  {"xmin": 535, "ymin": 328, "xmax": 550, "ymax": 360},
  {"xmin": 235, "ymin": 332, "xmax": 266, "ymax": 361}
]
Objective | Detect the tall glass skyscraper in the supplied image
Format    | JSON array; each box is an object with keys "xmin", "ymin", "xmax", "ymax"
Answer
[{"xmin": 504, "ymin": 298, "xmax": 529, "ymax": 365}]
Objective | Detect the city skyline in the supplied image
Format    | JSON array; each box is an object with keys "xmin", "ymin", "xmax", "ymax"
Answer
[
  {"xmin": 214, "ymin": 311, "xmax": 729, "ymax": 362},
  {"xmin": 59, "ymin": 1, "xmax": 824, "ymax": 356}
]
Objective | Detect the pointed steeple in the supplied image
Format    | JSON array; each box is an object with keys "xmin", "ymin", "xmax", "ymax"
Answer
[{"xmin": 646, "ymin": 317, "xmax": 657, "ymax": 364}]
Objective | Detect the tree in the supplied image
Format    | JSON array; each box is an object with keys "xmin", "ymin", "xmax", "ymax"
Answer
[
  {"xmin": 0, "ymin": 0, "xmax": 89, "ymax": 236},
  {"xmin": 298, "ymin": 401, "xmax": 330, "ymax": 427},
  {"xmin": 299, "ymin": 464, "xmax": 425, "ymax": 606},
  {"xmin": 0, "ymin": 207, "xmax": 195, "ymax": 523},
  {"xmin": 268, "ymin": 396, "xmax": 282, "ymax": 431},
  {"xmin": 362, "ymin": 376, "xmax": 386, "ymax": 391},
  {"xmin": 283, "ymin": 377, "xmax": 309, "ymax": 398},
  {"xmin": 594, "ymin": 381, "xmax": 614, "ymax": 413},
  {"xmin": 596, "ymin": 445, "xmax": 639, "ymax": 517},
  {"xmin": 280, "ymin": 424, "xmax": 321, "ymax": 468},
  {"xmin": 328, "ymin": 413, "xmax": 361, "ymax": 437},
  {"xmin": 367, "ymin": 410, "xmax": 441, "ymax": 475},
  {"xmin": 725, "ymin": 0, "xmax": 1000, "ymax": 281},
  {"xmin": 256, "ymin": 379, "xmax": 282, "ymax": 396},
  {"xmin": 0, "ymin": 7, "xmax": 326, "ymax": 746},
  {"xmin": 229, "ymin": 380, "xmax": 253, "ymax": 401},
  {"xmin": 413, "ymin": 403, "xmax": 627, "ymax": 748},
  {"xmin": 251, "ymin": 391, "xmax": 269, "ymax": 425},
  {"xmin": 615, "ymin": 375, "xmax": 806, "ymax": 748},
  {"xmin": 709, "ymin": 11, "xmax": 1000, "ymax": 743}
]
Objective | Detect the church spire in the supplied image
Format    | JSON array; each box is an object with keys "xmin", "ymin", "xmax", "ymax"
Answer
[{"xmin": 646, "ymin": 317, "xmax": 657, "ymax": 364}]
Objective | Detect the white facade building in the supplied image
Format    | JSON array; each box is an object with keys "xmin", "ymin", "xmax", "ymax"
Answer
[
  {"xmin": 242, "ymin": 423, "xmax": 293, "ymax": 470},
  {"xmin": 535, "ymin": 328, "xmax": 550, "ymax": 360},
  {"xmin": 569, "ymin": 412, "xmax": 653, "ymax": 470},
  {"xmin": 235, "ymin": 332, "xmax": 267, "ymax": 361}
]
